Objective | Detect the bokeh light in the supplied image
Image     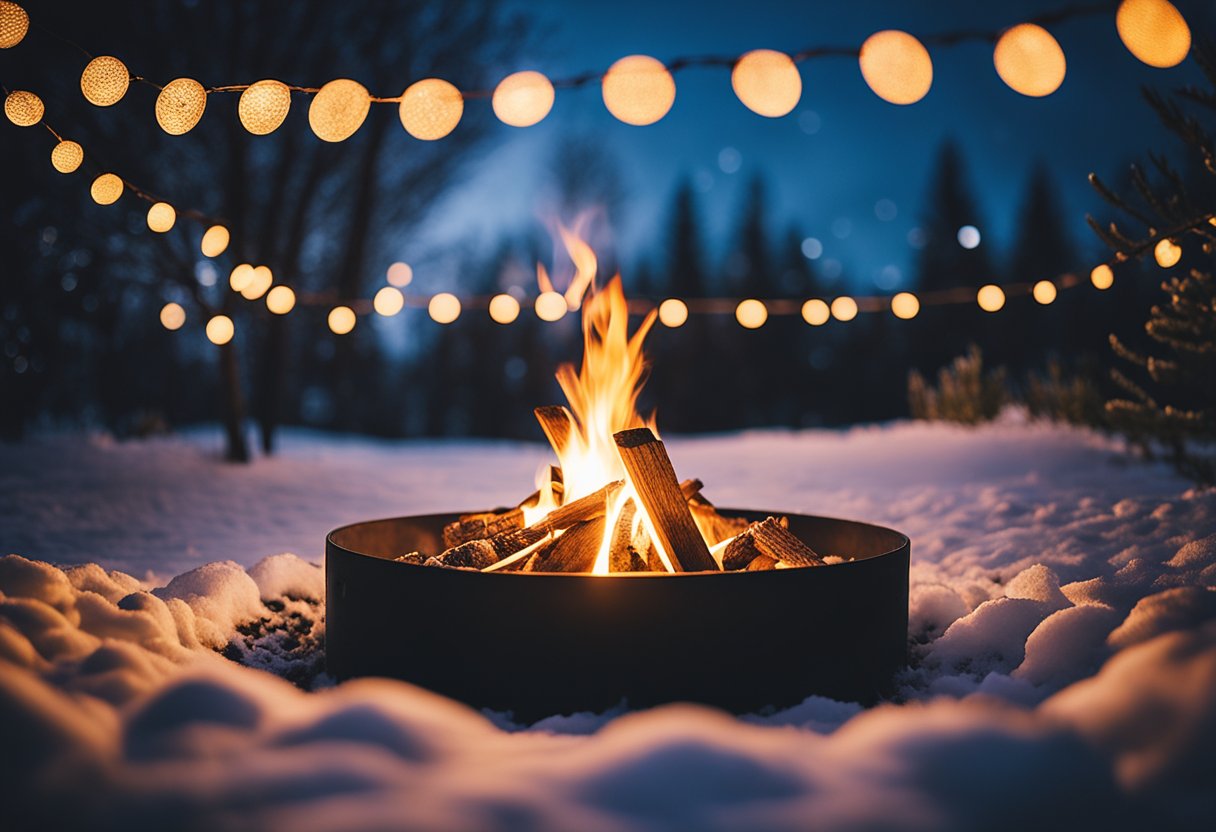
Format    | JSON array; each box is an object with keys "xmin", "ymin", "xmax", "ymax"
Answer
[
  {"xmin": 891, "ymin": 292, "xmax": 920, "ymax": 319},
  {"xmin": 429, "ymin": 293, "xmax": 461, "ymax": 324},
  {"xmin": 735, "ymin": 299, "xmax": 768, "ymax": 329},
  {"xmin": 229, "ymin": 263, "xmax": 254, "ymax": 292},
  {"xmin": 309, "ymin": 79, "xmax": 371, "ymax": 142},
  {"xmin": 200, "ymin": 225, "xmax": 230, "ymax": 257},
  {"xmin": 0, "ymin": 1, "xmax": 29, "ymax": 49},
  {"xmin": 731, "ymin": 49, "xmax": 801, "ymax": 117},
  {"xmin": 239, "ymin": 80, "xmax": 291, "ymax": 135},
  {"xmin": 535, "ymin": 291, "xmax": 568, "ymax": 322},
  {"xmin": 206, "ymin": 315, "xmax": 234, "ymax": 345},
  {"xmin": 50, "ymin": 140, "xmax": 84, "ymax": 173},
  {"xmin": 266, "ymin": 285, "xmax": 296, "ymax": 315},
  {"xmin": 159, "ymin": 302, "xmax": 185, "ymax": 331},
  {"xmin": 399, "ymin": 78, "xmax": 463, "ymax": 140},
  {"xmin": 241, "ymin": 266, "xmax": 273, "ymax": 300},
  {"xmin": 801, "ymin": 298, "xmax": 830, "ymax": 325},
  {"xmin": 859, "ymin": 30, "xmax": 933, "ymax": 105},
  {"xmin": 328, "ymin": 306, "xmax": 356, "ymax": 335},
  {"xmin": 1032, "ymin": 280, "xmax": 1057, "ymax": 304},
  {"xmin": 89, "ymin": 173, "xmax": 123, "ymax": 205},
  {"xmin": 957, "ymin": 225, "xmax": 981, "ymax": 249},
  {"xmin": 1090, "ymin": 264, "xmax": 1114, "ymax": 290},
  {"xmin": 492, "ymin": 71, "xmax": 554, "ymax": 127},
  {"xmin": 994, "ymin": 24, "xmax": 1066, "ymax": 97},
  {"xmin": 146, "ymin": 202, "xmax": 176, "ymax": 233},
  {"xmin": 977, "ymin": 284, "xmax": 1006, "ymax": 312},
  {"xmin": 373, "ymin": 286, "xmax": 405, "ymax": 317},
  {"xmin": 831, "ymin": 296, "xmax": 859, "ymax": 321},
  {"xmin": 4, "ymin": 89, "xmax": 42, "ymax": 126},
  {"xmin": 602, "ymin": 55, "xmax": 676, "ymax": 126},
  {"xmin": 1116, "ymin": 0, "xmax": 1190, "ymax": 68},
  {"xmin": 156, "ymin": 78, "xmax": 207, "ymax": 135},
  {"xmin": 488, "ymin": 293, "xmax": 520, "ymax": 324},
  {"xmin": 658, "ymin": 298, "xmax": 689, "ymax": 327},
  {"xmin": 386, "ymin": 262, "xmax": 413, "ymax": 287},
  {"xmin": 1154, "ymin": 238, "xmax": 1182, "ymax": 267},
  {"xmin": 81, "ymin": 56, "xmax": 129, "ymax": 107}
]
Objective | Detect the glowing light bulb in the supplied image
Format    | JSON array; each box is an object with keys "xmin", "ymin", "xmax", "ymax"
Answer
[
  {"xmin": 241, "ymin": 266, "xmax": 273, "ymax": 300},
  {"xmin": 1117, "ymin": 0, "xmax": 1190, "ymax": 68},
  {"xmin": 735, "ymin": 298, "xmax": 767, "ymax": 329},
  {"xmin": 50, "ymin": 140, "xmax": 84, "ymax": 173},
  {"xmin": 1090, "ymin": 264, "xmax": 1114, "ymax": 290},
  {"xmin": 399, "ymin": 78, "xmax": 463, "ymax": 140},
  {"xmin": 831, "ymin": 296, "xmax": 859, "ymax": 321},
  {"xmin": 891, "ymin": 292, "xmax": 920, "ymax": 319},
  {"xmin": 535, "ymin": 291, "xmax": 568, "ymax": 321},
  {"xmin": 602, "ymin": 55, "xmax": 676, "ymax": 125},
  {"xmin": 386, "ymin": 262, "xmax": 413, "ymax": 287},
  {"xmin": 373, "ymin": 286, "xmax": 404, "ymax": 316},
  {"xmin": 492, "ymin": 71, "xmax": 554, "ymax": 127},
  {"xmin": 206, "ymin": 315, "xmax": 234, "ymax": 345},
  {"xmin": 328, "ymin": 306, "xmax": 356, "ymax": 335},
  {"xmin": 81, "ymin": 56, "xmax": 129, "ymax": 107},
  {"xmin": 146, "ymin": 202, "xmax": 176, "ymax": 233},
  {"xmin": 957, "ymin": 225, "xmax": 981, "ymax": 249},
  {"xmin": 239, "ymin": 79, "xmax": 291, "ymax": 135},
  {"xmin": 1032, "ymin": 280, "xmax": 1057, "ymax": 304},
  {"xmin": 658, "ymin": 298, "xmax": 688, "ymax": 327},
  {"xmin": 801, "ymin": 298, "xmax": 830, "ymax": 325},
  {"xmin": 428, "ymin": 292, "xmax": 461, "ymax": 324},
  {"xmin": 200, "ymin": 225, "xmax": 230, "ymax": 257},
  {"xmin": 309, "ymin": 79, "xmax": 370, "ymax": 142},
  {"xmin": 732, "ymin": 49, "xmax": 801, "ymax": 117},
  {"xmin": 489, "ymin": 293, "xmax": 520, "ymax": 324},
  {"xmin": 0, "ymin": 2, "xmax": 29, "ymax": 49},
  {"xmin": 156, "ymin": 78, "xmax": 207, "ymax": 135},
  {"xmin": 977, "ymin": 284, "xmax": 1006, "ymax": 312},
  {"xmin": 228, "ymin": 263, "xmax": 254, "ymax": 292},
  {"xmin": 859, "ymin": 30, "xmax": 933, "ymax": 105},
  {"xmin": 3, "ymin": 90, "xmax": 42, "ymax": 126},
  {"xmin": 266, "ymin": 285, "xmax": 296, "ymax": 315},
  {"xmin": 159, "ymin": 302, "xmax": 185, "ymax": 331},
  {"xmin": 90, "ymin": 173, "xmax": 123, "ymax": 205},
  {"xmin": 1154, "ymin": 238, "xmax": 1181, "ymax": 267},
  {"xmin": 994, "ymin": 24, "xmax": 1066, "ymax": 97}
]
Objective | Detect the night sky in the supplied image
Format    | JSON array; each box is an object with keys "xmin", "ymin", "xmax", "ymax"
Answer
[{"xmin": 421, "ymin": 0, "xmax": 1210, "ymax": 293}]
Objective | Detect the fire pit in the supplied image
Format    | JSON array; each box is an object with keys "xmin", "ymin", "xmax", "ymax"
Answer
[{"xmin": 326, "ymin": 510, "xmax": 908, "ymax": 719}]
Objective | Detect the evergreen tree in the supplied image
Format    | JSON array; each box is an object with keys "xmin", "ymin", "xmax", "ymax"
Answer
[
  {"xmin": 665, "ymin": 179, "xmax": 709, "ymax": 297},
  {"xmin": 914, "ymin": 140, "xmax": 992, "ymax": 292}
]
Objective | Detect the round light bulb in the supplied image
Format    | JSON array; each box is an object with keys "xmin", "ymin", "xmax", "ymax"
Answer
[
  {"xmin": 265, "ymin": 285, "xmax": 296, "ymax": 315},
  {"xmin": 159, "ymin": 302, "xmax": 186, "ymax": 331},
  {"xmin": 831, "ymin": 296, "xmax": 859, "ymax": 321},
  {"xmin": 146, "ymin": 202, "xmax": 176, "ymax": 233},
  {"xmin": 50, "ymin": 140, "xmax": 84, "ymax": 173},
  {"xmin": 492, "ymin": 71, "xmax": 554, "ymax": 127},
  {"xmin": 4, "ymin": 89, "xmax": 42, "ymax": 126},
  {"xmin": 241, "ymin": 266, "xmax": 272, "ymax": 300},
  {"xmin": 386, "ymin": 261, "xmax": 413, "ymax": 287},
  {"xmin": 200, "ymin": 225, "xmax": 230, "ymax": 257},
  {"xmin": 239, "ymin": 79, "xmax": 291, "ymax": 135},
  {"xmin": 0, "ymin": 1, "xmax": 29, "ymax": 49},
  {"xmin": 994, "ymin": 24, "xmax": 1066, "ymax": 97},
  {"xmin": 801, "ymin": 298, "xmax": 830, "ymax": 325},
  {"xmin": 489, "ymin": 293, "xmax": 521, "ymax": 324},
  {"xmin": 1154, "ymin": 238, "xmax": 1181, "ymax": 268},
  {"xmin": 328, "ymin": 306, "xmax": 356, "ymax": 335},
  {"xmin": 428, "ymin": 293, "xmax": 461, "ymax": 324},
  {"xmin": 229, "ymin": 263, "xmax": 254, "ymax": 292},
  {"xmin": 81, "ymin": 56, "xmax": 129, "ymax": 107},
  {"xmin": 309, "ymin": 79, "xmax": 370, "ymax": 142},
  {"xmin": 1090, "ymin": 264, "xmax": 1114, "ymax": 290},
  {"xmin": 90, "ymin": 173, "xmax": 123, "ymax": 205},
  {"xmin": 206, "ymin": 315, "xmax": 234, "ymax": 345},
  {"xmin": 399, "ymin": 78, "xmax": 463, "ymax": 140},
  {"xmin": 735, "ymin": 298, "xmax": 768, "ymax": 329},
  {"xmin": 1032, "ymin": 280, "xmax": 1057, "ymax": 305},
  {"xmin": 977, "ymin": 284, "xmax": 1006, "ymax": 312},
  {"xmin": 658, "ymin": 298, "xmax": 688, "ymax": 327},
  {"xmin": 602, "ymin": 55, "xmax": 675, "ymax": 126},
  {"xmin": 859, "ymin": 30, "xmax": 933, "ymax": 105},
  {"xmin": 732, "ymin": 49, "xmax": 801, "ymax": 117},
  {"xmin": 156, "ymin": 78, "xmax": 207, "ymax": 135},
  {"xmin": 957, "ymin": 225, "xmax": 981, "ymax": 249},
  {"xmin": 1116, "ymin": 0, "xmax": 1190, "ymax": 68},
  {"xmin": 535, "ymin": 291, "xmax": 568, "ymax": 321},
  {"xmin": 373, "ymin": 286, "xmax": 405, "ymax": 316},
  {"xmin": 891, "ymin": 292, "xmax": 920, "ymax": 319}
]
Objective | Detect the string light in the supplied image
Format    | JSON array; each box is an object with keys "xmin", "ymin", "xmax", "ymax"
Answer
[
  {"xmin": 386, "ymin": 262, "xmax": 413, "ymax": 287},
  {"xmin": 229, "ymin": 263, "xmax": 254, "ymax": 292},
  {"xmin": 957, "ymin": 225, "xmax": 981, "ymax": 249},
  {"xmin": 859, "ymin": 31, "xmax": 933, "ymax": 105},
  {"xmin": 1154, "ymin": 238, "xmax": 1181, "ymax": 268},
  {"xmin": 80, "ymin": 56, "xmax": 129, "ymax": 107},
  {"xmin": 205, "ymin": 314, "xmax": 234, "ymax": 345},
  {"xmin": 159, "ymin": 302, "xmax": 185, "ymax": 331},
  {"xmin": 801, "ymin": 298, "xmax": 830, "ymax": 325},
  {"xmin": 994, "ymin": 24, "xmax": 1066, "ymax": 97},
  {"xmin": 399, "ymin": 78, "xmax": 463, "ymax": 140},
  {"xmin": 89, "ymin": 173, "xmax": 123, "ymax": 205},
  {"xmin": 200, "ymin": 225, "xmax": 230, "ymax": 257},
  {"xmin": 1090, "ymin": 264, "xmax": 1114, "ymax": 289},
  {"xmin": 488, "ymin": 293, "xmax": 520, "ymax": 324},
  {"xmin": 492, "ymin": 71, "xmax": 554, "ymax": 127},
  {"xmin": 50, "ymin": 140, "xmax": 83, "ymax": 173},
  {"xmin": 309, "ymin": 79, "xmax": 371, "ymax": 142},
  {"xmin": 155, "ymin": 78, "xmax": 207, "ymax": 135},
  {"xmin": 891, "ymin": 292, "xmax": 920, "ymax": 319},
  {"xmin": 328, "ymin": 305, "xmax": 356, "ymax": 334},
  {"xmin": 0, "ymin": 1, "xmax": 28, "ymax": 49},
  {"xmin": 241, "ymin": 265, "xmax": 273, "ymax": 300},
  {"xmin": 977, "ymin": 284, "xmax": 1006, "ymax": 312},
  {"xmin": 266, "ymin": 285, "xmax": 296, "ymax": 315},
  {"xmin": 1116, "ymin": 0, "xmax": 1190, "ymax": 68},
  {"xmin": 736, "ymin": 299, "xmax": 767, "ymax": 328},
  {"xmin": 146, "ymin": 202, "xmax": 176, "ymax": 233},
  {"xmin": 831, "ymin": 296, "xmax": 859, "ymax": 321},
  {"xmin": 731, "ymin": 49, "xmax": 801, "ymax": 117},
  {"xmin": 535, "ymin": 290, "xmax": 568, "ymax": 321},
  {"xmin": 3, "ymin": 89, "xmax": 42, "ymax": 126},
  {"xmin": 373, "ymin": 286, "xmax": 404, "ymax": 316},
  {"xmin": 658, "ymin": 298, "xmax": 688, "ymax": 327},
  {"xmin": 602, "ymin": 55, "xmax": 675, "ymax": 126},
  {"xmin": 1032, "ymin": 279, "xmax": 1057, "ymax": 304},
  {"xmin": 428, "ymin": 292, "xmax": 461, "ymax": 324},
  {"xmin": 239, "ymin": 80, "xmax": 291, "ymax": 135}
]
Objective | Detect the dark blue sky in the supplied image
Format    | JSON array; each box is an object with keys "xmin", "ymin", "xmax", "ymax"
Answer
[{"xmin": 419, "ymin": 0, "xmax": 1208, "ymax": 294}]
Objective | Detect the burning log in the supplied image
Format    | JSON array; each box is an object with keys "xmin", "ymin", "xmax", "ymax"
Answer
[
  {"xmin": 430, "ymin": 539, "xmax": 498, "ymax": 570},
  {"xmin": 525, "ymin": 517, "xmax": 606, "ymax": 573},
  {"xmin": 614, "ymin": 428, "xmax": 719, "ymax": 572},
  {"xmin": 490, "ymin": 480, "xmax": 623, "ymax": 559},
  {"xmin": 679, "ymin": 478, "xmax": 703, "ymax": 501},
  {"xmin": 723, "ymin": 516, "xmax": 823, "ymax": 570},
  {"xmin": 535, "ymin": 406, "xmax": 575, "ymax": 456},
  {"xmin": 443, "ymin": 507, "xmax": 525, "ymax": 549},
  {"xmin": 608, "ymin": 499, "xmax": 648, "ymax": 572}
]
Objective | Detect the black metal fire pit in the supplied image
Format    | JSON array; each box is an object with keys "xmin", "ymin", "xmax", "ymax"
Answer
[{"xmin": 326, "ymin": 510, "xmax": 908, "ymax": 720}]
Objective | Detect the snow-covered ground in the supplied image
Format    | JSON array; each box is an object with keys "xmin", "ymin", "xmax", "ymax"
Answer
[{"xmin": 2, "ymin": 417, "xmax": 1215, "ymax": 830}]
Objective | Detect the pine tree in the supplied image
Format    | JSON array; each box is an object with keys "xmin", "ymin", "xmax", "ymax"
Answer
[
  {"xmin": 914, "ymin": 139, "xmax": 992, "ymax": 293},
  {"xmin": 1091, "ymin": 44, "xmax": 1216, "ymax": 485},
  {"xmin": 665, "ymin": 178, "xmax": 709, "ymax": 297}
]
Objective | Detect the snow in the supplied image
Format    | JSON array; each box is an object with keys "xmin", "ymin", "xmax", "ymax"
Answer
[{"xmin": 2, "ymin": 417, "xmax": 1215, "ymax": 830}]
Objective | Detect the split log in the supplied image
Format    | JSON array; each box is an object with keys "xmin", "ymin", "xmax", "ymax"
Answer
[
  {"xmin": 690, "ymin": 502, "xmax": 751, "ymax": 546},
  {"xmin": 431, "ymin": 539, "xmax": 498, "ymax": 570},
  {"xmin": 516, "ymin": 465, "xmax": 565, "ymax": 511},
  {"xmin": 614, "ymin": 428, "xmax": 718, "ymax": 572},
  {"xmin": 724, "ymin": 516, "xmax": 822, "ymax": 570},
  {"xmin": 608, "ymin": 499, "xmax": 649, "ymax": 572},
  {"xmin": 526, "ymin": 517, "xmax": 606, "ymax": 572},
  {"xmin": 679, "ymin": 478, "xmax": 704, "ymax": 501},
  {"xmin": 535, "ymin": 405, "xmax": 575, "ymax": 456},
  {"xmin": 490, "ymin": 480, "xmax": 623, "ymax": 559},
  {"xmin": 443, "ymin": 507, "xmax": 525, "ymax": 549}
]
